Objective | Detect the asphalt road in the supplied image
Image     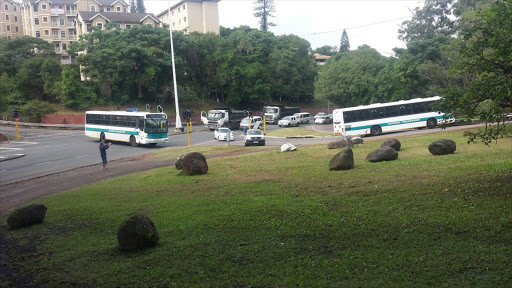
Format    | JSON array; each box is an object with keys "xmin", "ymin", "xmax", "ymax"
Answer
[{"xmin": 0, "ymin": 122, "xmax": 477, "ymax": 185}]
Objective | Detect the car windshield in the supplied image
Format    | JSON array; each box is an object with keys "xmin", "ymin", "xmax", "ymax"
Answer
[
  {"xmin": 247, "ymin": 130, "xmax": 263, "ymax": 135},
  {"xmin": 316, "ymin": 113, "xmax": 326, "ymax": 117},
  {"xmin": 219, "ymin": 128, "xmax": 230, "ymax": 133},
  {"xmin": 264, "ymin": 107, "xmax": 278, "ymax": 113},
  {"xmin": 145, "ymin": 118, "xmax": 168, "ymax": 134},
  {"xmin": 282, "ymin": 116, "xmax": 291, "ymax": 120},
  {"xmin": 317, "ymin": 116, "xmax": 326, "ymax": 119},
  {"xmin": 208, "ymin": 112, "xmax": 224, "ymax": 119}
]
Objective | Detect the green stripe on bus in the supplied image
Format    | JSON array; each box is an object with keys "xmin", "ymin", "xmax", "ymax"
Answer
[
  {"xmin": 86, "ymin": 127, "xmax": 139, "ymax": 135},
  {"xmin": 346, "ymin": 116, "xmax": 444, "ymax": 131},
  {"xmin": 147, "ymin": 133, "xmax": 168, "ymax": 139}
]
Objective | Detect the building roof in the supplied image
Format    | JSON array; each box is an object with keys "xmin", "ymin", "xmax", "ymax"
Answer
[
  {"xmin": 156, "ymin": 0, "xmax": 219, "ymax": 17},
  {"xmin": 23, "ymin": 0, "xmax": 127, "ymax": 6},
  {"xmin": 313, "ymin": 53, "xmax": 331, "ymax": 60},
  {"xmin": 1, "ymin": 0, "xmax": 22, "ymax": 5},
  {"xmin": 77, "ymin": 11, "xmax": 160, "ymax": 24}
]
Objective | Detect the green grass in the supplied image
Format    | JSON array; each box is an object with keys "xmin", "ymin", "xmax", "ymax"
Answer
[
  {"xmin": 2, "ymin": 130, "xmax": 512, "ymax": 287},
  {"xmin": 265, "ymin": 126, "xmax": 333, "ymax": 137}
]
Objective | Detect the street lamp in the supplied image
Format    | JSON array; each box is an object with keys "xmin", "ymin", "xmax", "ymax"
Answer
[{"xmin": 168, "ymin": 2, "xmax": 183, "ymax": 132}]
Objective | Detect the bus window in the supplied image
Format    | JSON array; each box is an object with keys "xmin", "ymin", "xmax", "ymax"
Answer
[
  {"xmin": 138, "ymin": 118, "xmax": 144, "ymax": 131},
  {"xmin": 385, "ymin": 105, "xmax": 399, "ymax": 118},
  {"xmin": 344, "ymin": 111, "xmax": 356, "ymax": 123},
  {"xmin": 358, "ymin": 109, "xmax": 371, "ymax": 121},
  {"xmin": 371, "ymin": 108, "xmax": 384, "ymax": 120},
  {"xmin": 426, "ymin": 101, "xmax": 436, "ymax": 112},
  {"xmin": 412, "ymin": 103, "xmax": 426, "ymax": 114},
  {"xmin": 399, "ymin": 104, "xmax": 412, "ymax": 116}
]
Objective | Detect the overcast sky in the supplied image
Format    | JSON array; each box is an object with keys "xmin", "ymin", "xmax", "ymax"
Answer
[{"xmin": 146, "ymin": 0, "xmax": 426, "ymax": 56}]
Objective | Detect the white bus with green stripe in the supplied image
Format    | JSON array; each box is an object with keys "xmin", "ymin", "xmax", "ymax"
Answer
[
  {"xmin": 333, "ymin": 96, "xmax": 454, "ymax": 136},
  {"xmin": 85, "ymin": 111, "xmax": 169, "ymax": 146}
]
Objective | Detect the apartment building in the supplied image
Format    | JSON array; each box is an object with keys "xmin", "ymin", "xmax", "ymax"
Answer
[
  {"xmin": 0, "ymin": 0, "xmax": 23, "ymax": 38},
  {"xmin": 157, "ymin": 0, "xmax": 219, "ymax": 34},
  {"xmin": 76, "ymin": 11, "xmax": 159, "ymax": 37}
]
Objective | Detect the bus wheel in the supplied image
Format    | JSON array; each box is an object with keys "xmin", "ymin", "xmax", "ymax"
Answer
[
  {"xmin": 370, "ymin": 125, "xmax": 381, "ymax": 136},
  {"xmin": 129, "ymin": 136, "xmax": 137, "ymax": 147},
  {"xmin": 100, "ymin": 132, "xmax": 106, "ymax": 142},
  {"xmin": 427, "ymin": 118, "xmax": 437, "ymax": 129}
]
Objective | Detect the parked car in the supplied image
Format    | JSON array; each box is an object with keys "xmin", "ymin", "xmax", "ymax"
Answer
[
  {"xmin": 214, "ymin": 127, "xmax": 234, "ymax": 141},
  {"xmin": 293, "ymin": 112, "xmax": 311, "ymax": 124},
  {"xmin": 314, "ymin": 112, "xmax": 326, "ymax": 120},
  {"xmin": 244, "ymin": 129, "xmax": 265, "ymax": 146},
  {"xmin": 278, "ymin": 115, "xmax": 299, "ymax": 127},
  {"xmin": 315, "ymin": 114, "xmax": 333, "ymax": 124}
]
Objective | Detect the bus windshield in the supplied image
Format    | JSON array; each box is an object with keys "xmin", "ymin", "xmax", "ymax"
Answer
[
  {"xmin": 145, "ymin": 118, "xmax": 168, "ymax": 134},
  {"xmin": 264, "ymin": 107, "xmax": 278, "ymax": 113}
]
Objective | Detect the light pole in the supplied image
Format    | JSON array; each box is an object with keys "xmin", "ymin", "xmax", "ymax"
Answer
[{"xmin": 168, "ymin": 2, "xmax": 183, "ymax": 132}]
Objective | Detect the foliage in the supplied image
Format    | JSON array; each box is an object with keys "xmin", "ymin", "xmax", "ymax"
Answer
[
  {"xmin": 55, "ymin": 65, "xmax": 97, "ymax": 109},
  {"xmin": 135, "ymin": 0, "xmax": 145, "ymax": 13},
  {"xmin": 0, "ymin": 36, "xmax": 55, "ymax": 77},
  {"xmin": 3, "ymin": 130, "xmax": 511, "ymax": 287},
  {"xmin": 15, "ymin": 56, "xmax": 62, "ymax": 103},
  {"xmin": 339, "ymin": 29, "xmax": 350, "ymax": 52},
  {"xmin": 20, "ymin": 99, "xmax": 55, "ymax": 122},
  {"xmin": 313, "ymin": 45, "xmax": 338, "ymax": 56},
  {"xmin": 253, "ymin": 0, "xmax": 276, "ymax": 31},
  {"xmin": 129, "ymin": 0, "xmax": 136, "ymax": 13}
]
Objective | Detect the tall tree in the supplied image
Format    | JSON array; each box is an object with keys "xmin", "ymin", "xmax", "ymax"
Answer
[
  {"xmin": 253, "ymin": 0, "xmax": 276, "ymax": 31},
  {"xmin": 136, "ymin": 0, "xmax": 146, "ymax": 13},
  {"xmin": 339, "ymin": 29, "xmax": 350, "ymax": 52},
  {"xmin": 313, "ymin": 45, "xmax": 338, "ymax": 56},
  {"xmin": 130, "ymin": 0, "xmax": 136, "ymax": 13}
]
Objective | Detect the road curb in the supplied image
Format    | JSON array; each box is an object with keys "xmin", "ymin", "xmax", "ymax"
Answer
[{"xmin": 0, "ymin": 153, "xmax": 25, "ymax": 162}]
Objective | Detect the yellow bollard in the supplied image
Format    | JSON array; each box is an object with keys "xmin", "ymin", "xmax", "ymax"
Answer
[
  {"xmin": 16, "ymin": 119, "xmax": 20, "ymax": 141},
  {"xmin": 187, "ymin": 122, "xmax": 191, "ymax": 146},
  {"xmin": 263, "ymin": 116, "xmax": 266, "ymax": 134}
]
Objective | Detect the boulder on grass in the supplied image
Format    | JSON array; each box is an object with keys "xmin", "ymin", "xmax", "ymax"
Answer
[
  {"xmin": 117, "ymin": 214, "xmax": 159, "ymax": 251},
  {"xmin": 381, "ymin": 138, "xmax": 401, "ymax": 151},
  {"xmin": 366, "ymin": 146, "xmax": 399, "ymax": 162},
  {"xmin": 182, "ymin": 152, "xmax": 208, "ymax": 175},
  {"xmin": 428, "ymin": 139, "xmax": 456, "ymax": 155},
  {"xmin": 351, "ymin": 137, "xmax": 364, "ymax": 145},
  {"xmin": 329, "ymin": 147, "xmax": 354, "ymax": 171},
  {"xmin": 175, "ymin": 154, "xmax": 185, "ymax": 170},
  {"xmin": 7, "ymin": 204, "xmax": 47, "ymax": 229},
  {"xmin": 327, "ymin": 138, "xmax": 353, "ymax": 149}
]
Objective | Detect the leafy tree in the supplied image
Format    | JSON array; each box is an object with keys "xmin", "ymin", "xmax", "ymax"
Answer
[
  {"xmin": 443, "ymin": 0, "xmax": 512, "ymax": 144},
  {"xmin": 253, "ymin": 0, "xmax": 276, "ymax": 31},
  {"xmin": 339, "ymin": 29, "xmax": 350, "ymax": 52},
  {"xmin": 15, "ymin": 56, "xmax": 61, "ymax": 103},
  {"xmin": 315, "ymin": 46, "xmax": 389, "ymax": 107},
  {"xmin": 55, "ymin": 65, "xmax": 96, "ymax": 109},
  {"xmin": 136, "ymin": 0, "xmax": 146, "ymax": 13},
  {"xmin": 130, "ymin": 0, "xmax": 136, "ymax": 13},
  {"xmin": 313, "ymin": 45, "xmax": 338, "ymax": 56},
  {"xmin": 0, "ymin": 36, "xmax": 55, "ymax": 77}
]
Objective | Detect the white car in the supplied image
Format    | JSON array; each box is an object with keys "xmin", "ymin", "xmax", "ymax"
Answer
[
  {"xmin": 214, "ymin": 127, "xmax": 234, "ymax": 141},
  {"xmin": 240, "ymin": 116, "xmax": 263, "ymax": 130},
  {"xmin": 244, "ymin": 129, "xmax": 265, "ymax": 146},
  {"xmin": 278, "ymin": 116, "xmax": 299, "ymax": 127},
  {"xmin": 314, "ymin": 112, "xmax": 326, "ymax": 120},
  {"xmin": 314, "ymin": 114, "xmax": 333, "ymax": 124}
]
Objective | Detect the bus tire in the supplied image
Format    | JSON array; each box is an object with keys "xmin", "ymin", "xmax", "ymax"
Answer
[
  {"xmin": 100, "ymin": 132, "xmax": 106, "ymax": 142},
  {"xmin": 129, "ymin": 135, "xmax": 137, "ymax": 147},
  {"xmin": 370, "ymin": 125, "xmax": 381, "ymax": 136},
  {"xmin": 427, "ymin": 118, "xmax": 437, "ymax": 129}
]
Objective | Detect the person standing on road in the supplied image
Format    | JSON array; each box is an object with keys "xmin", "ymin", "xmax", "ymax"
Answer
[{"xmin": 99, "ymin": 141, "xmax": 112, "ymax": 169}]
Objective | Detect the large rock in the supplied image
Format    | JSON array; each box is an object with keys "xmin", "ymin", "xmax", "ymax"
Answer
[
  {"xmin": 182, "ymin": 152, "xmax": 208, "ymax": 175},
  {"xmin": 351, "ymin": 137, "xmax": 364, "ymax": 145},
  {"xmin": 175, "ymin": 154, "xmax": 185, "ymax": 170},
  {"xmin": 381, "ymin": 138, "xmax": 401, "ymax": 151},
  {"xmin": 7, "ymin": 204, "xmax": 47, "ymax": 229},
  {"xmin": 327, "ymin": 138, "xmax": 353, "ymax": 149},
  {"xmin": 117, "ymin": 214, "xmax": 159, "ymax": 251},
  {"xmin": 329, "ymin": 147, "xmax": 354, "ymax": 171},
  {"xmin": 366, "ymin": 146, "xmax": 399, "ymax": 162},
  {"xmin": 429, "ymin": 139, "xmax": 456, "ymax": 155}
]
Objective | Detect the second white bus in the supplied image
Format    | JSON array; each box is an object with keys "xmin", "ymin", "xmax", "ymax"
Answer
[
  {"xmin": 85, "ymin": 111, "xmax": 169, "ymax": 146},
  {"xmin": 333, "ymin": 96, "xmax": 453, "ymax": 136}
]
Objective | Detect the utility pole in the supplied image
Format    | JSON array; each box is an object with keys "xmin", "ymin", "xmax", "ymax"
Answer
[{"xmin": 168, "ymin": 2, "xmax": 183, "ymax": 132}]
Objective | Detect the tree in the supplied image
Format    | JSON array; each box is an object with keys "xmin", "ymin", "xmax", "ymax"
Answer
[
  {"xmin": 253, "ymin": 0, "xmax": 276, "ymax": 31},
  {"xmin": 0, "ymin": 36, "xmax": 55, "ymax": 77},
  {"xmin": 136, "ymin": 0, "xmax": 146, "ymax": 13},
  {"xmin": 55, "ymin": 65, "xmax": 96, "ymax": 109},
  {"xmin": 443, "ymin": 0, "xmax": 512, "ymax": 144},
  {"xmin": 130, "ymin": 0, "xmax": 136, "ymax": 13},
  {"xmin": 339, "ymin": 29, "xmax": 350, "ymax": 52},
  {"xmin": 313, "ymin": 45, "xmax": 338, "ymax": 56}
]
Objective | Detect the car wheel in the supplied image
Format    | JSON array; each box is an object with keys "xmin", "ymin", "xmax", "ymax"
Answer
[
  {"xmin": 129, "ymin": 135, "xmax": 137, "ymax": 147},
  {"xmin": 427, "ymin": 118, "xmax": 437, "ymax": 129},
  {"xmin": 370, "ymin": 125, "xmax": 382, "ymax": 136}
]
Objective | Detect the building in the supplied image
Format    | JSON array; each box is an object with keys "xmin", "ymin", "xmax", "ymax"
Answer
[
  {"xmin": 157, "ymin": 0, "xmax": 219, "ymax": 34},
  {"xmin": 76, "ymin": 11, "xmax": 160, "ymax": 37},
  {"xmin": 0, "ymin": 0, "xmax": 23, "ymax": 38},
  {"xmin": 313, "ymin": 53, "xmax": 331, "ymax": 66}
]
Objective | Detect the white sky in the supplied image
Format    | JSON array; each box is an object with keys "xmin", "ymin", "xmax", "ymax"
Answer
[{"xmin": 145, "ymin": 0, "xmax": 425, "ymax": 56}]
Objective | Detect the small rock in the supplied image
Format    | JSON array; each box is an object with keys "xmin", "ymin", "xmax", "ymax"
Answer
[
  {"xmin": 429, "ymin": 139, "xmax": 456, "ymax": 155},
  {"xmin": 117, "ymin": 214, "xmax": 159, "ymax": 251},
  {"xmin": 182, "ymin": 152, "xmax": 208, "ymax": 175},
  {"xmin": 7, "ymin": 204, "xmax": 47, "ymax": 229},
  {"xmin": 327, "ymin": 138, "xmax": 353, "ymax": 149},
  {"xmin": 381, "ymin": 138, "xmax": 401, "ymax": 151},
  {"xmin": 366, "ymin": 146, "xmax": 399, "ymax": 162},
  {"xmin": 329, "ymin": 147, "xmax": 354, "ymax": 170}
]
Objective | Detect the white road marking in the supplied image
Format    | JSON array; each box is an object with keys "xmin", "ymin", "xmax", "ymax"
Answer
[
  {"xmin": 0, "ymin": 170, "xmax": 6, "ymax": 173},
  {"xmin": 35, "ymin": 161, "xmax": 52, "ymax": 166},
  {"xmin": 0, "ymin": 147, "xmax": 23, "ymax": 151},
  {"xmin": 74, "ymin": 155, "xmax": 88, "ymax": 158}
]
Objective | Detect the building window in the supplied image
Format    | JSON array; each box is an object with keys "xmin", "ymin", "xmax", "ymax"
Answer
[
  {"xmin": 179, "ymin": 19, "xmax": 181, "ymax": 24},
  {"xmin": 183, "ymin": 5, "xmax": 185, "ymax": 10},
  {"xmin": 126, "ymin": 24, "xmax": 131, "ymax": 28},
  {"xmin": 61, "ymin": 31, "xmax": 66, "ymax": 38},
  {"xmin": 42, "ymin": 4, "xmax": 47, "ymax": 10},
  {"xmin": 14, "ymin": 16, "xmax": 18, "ymax": 22},
  {"xmin": 36, "ymin": 31, "xmax": 41, "ymax": 37},
  {"xmin": 62, "ymin": 43, "xmax": 67, "ymax": 50},
  {"xmin": 172, "ymin": 22, "xmax": 175, "ymax": 27},
  {"xmin": 184, "ymin": 17, "xmax": 186, "ymax": 22},
  {"xmin": 97, "ymin": 23, "xmax": 102, "ymax": 29},
  {"xmin": 44, "ymin": 30, "xmax": 49, "ymax": 35},
  {"xmin": 4, "ymin": 4, "xmax": 8, "ymax": 10},
  {"xmin": 5, "ymin": 15, "xmax": 9, "ymax": 21},
  {"xmin": 33, "ymin": 5, "xmax": 38, "ymax": 12},
  {"xmin": 34, "ymin": 18, "xmax": 39, "ymax": 25},
  {"xmin": 7, "ymin": 25, "xmax": 10, "ymax": 31},
  {"xmin": 14, "ymin": 6, "xmax": 17, "ymax": 11},
  {"xmin": 171, "ymin": 11, "xmax": 174, "ymax": 16},
  {"xmin": 42, "ymin": 16, "xmax": 48, "ymax": 22},
  {"xmin": 90, "ymin": 6, "xmax": 95, "ymax": 12},
  {"xmin": 146, "ymin": 24, "xmax": 152, "ymax": 27},
  {"xmin": 106, "ymin": 8, "xmax": 110, "ymax": 12},
  {"xmin": 15, "ymin": 26, "xmax": 19, "ymax": 32},
  {"xmin": 178, "ymin": 7, "xmax": 180, "ymax": 12},
  {"xmin": 117, "ymin": 6, "xmax": 121, "ymax": 12},
  {"xmin": 87, "ymin": 24, "xmax": 92, "ymax": 32}
]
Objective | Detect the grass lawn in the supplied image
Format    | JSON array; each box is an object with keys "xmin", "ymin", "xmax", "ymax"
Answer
[{"xmin": 2, "ymin": 129, "xmax": 512, "ymax": 287}]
